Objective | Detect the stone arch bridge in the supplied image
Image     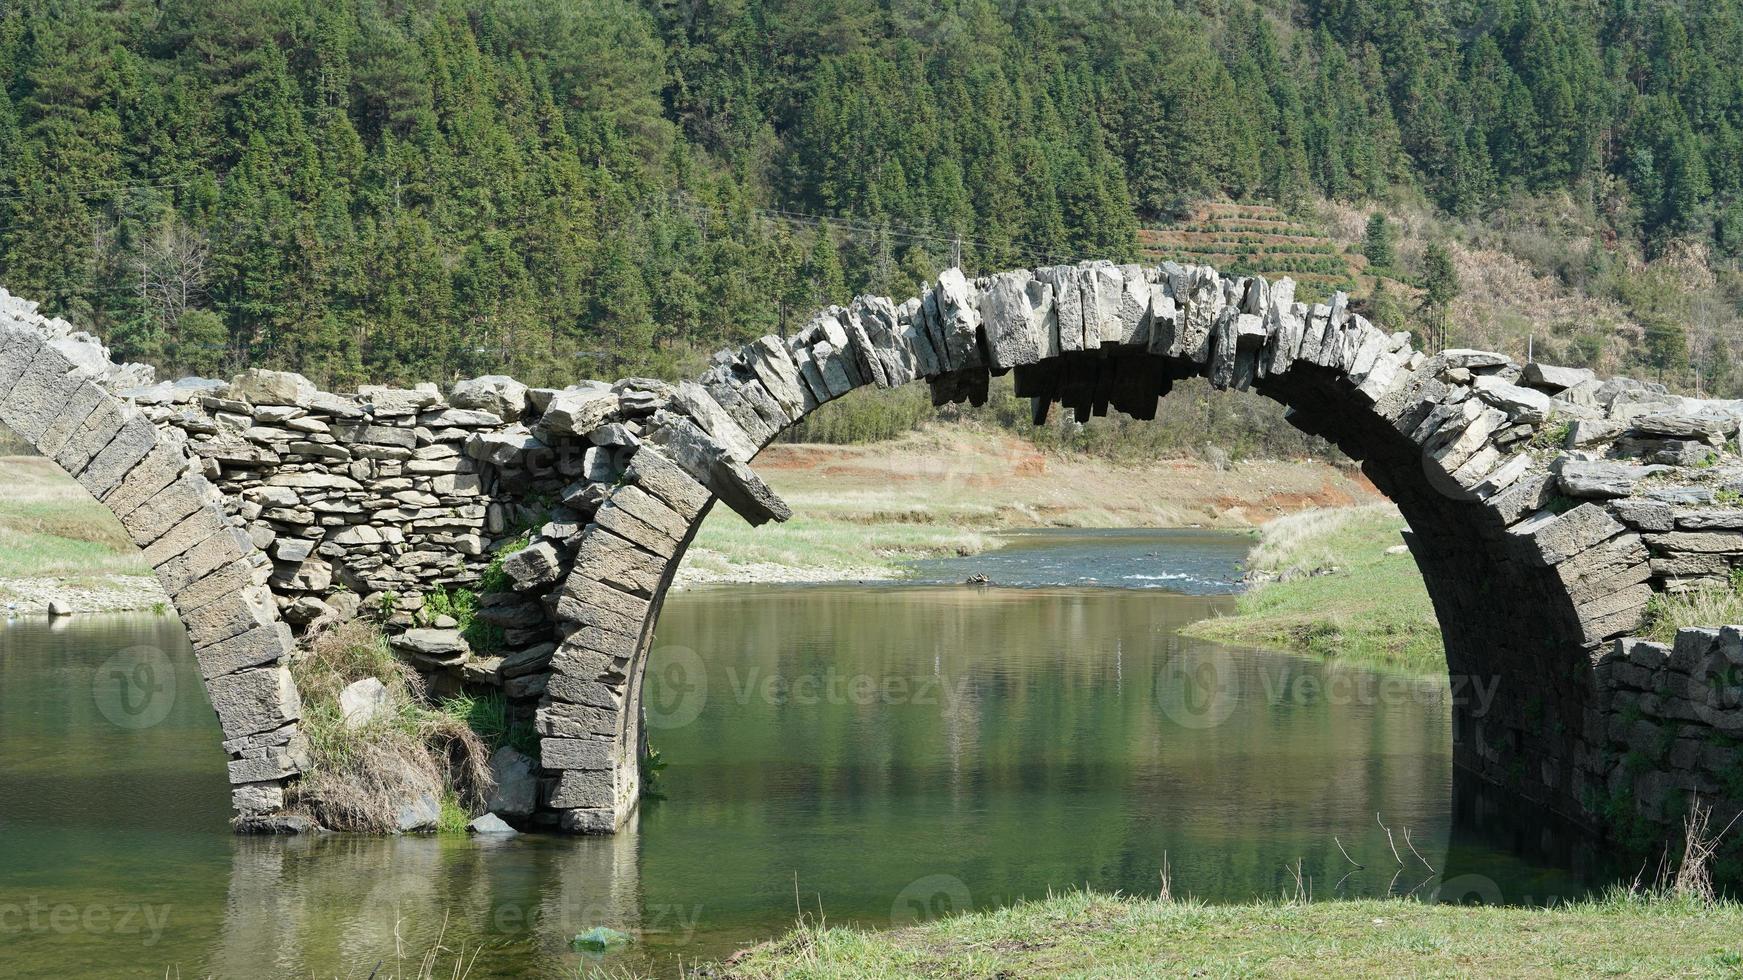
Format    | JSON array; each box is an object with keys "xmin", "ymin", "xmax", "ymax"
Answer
[{"xmin": 3, "ymin": 263, "xmax": 1742, "ymax": 838}]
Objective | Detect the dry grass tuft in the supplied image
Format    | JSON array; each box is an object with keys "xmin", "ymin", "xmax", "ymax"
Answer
[{"xmin": 288, "ymin": 620, "xmax": 492, "ymax": 833}]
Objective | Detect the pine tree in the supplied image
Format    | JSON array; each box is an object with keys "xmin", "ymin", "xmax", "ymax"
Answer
[{"xmin": 1363, "ymin": 213, "xmax": 1395, "ymax": 271}]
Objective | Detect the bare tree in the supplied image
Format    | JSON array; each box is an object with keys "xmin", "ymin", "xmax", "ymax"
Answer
[{"xmin": 134, "ymin": 219, "xmax": 210, "ymax": 330}]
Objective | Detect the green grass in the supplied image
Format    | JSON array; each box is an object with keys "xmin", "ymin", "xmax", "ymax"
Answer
[
  {"xmin": 1183, "ymin": 504, "xmax": 1444, "ymax": 675},
  {"xmin": 719, "ymin": 890, "xmax": 1743, "ymax": 979},
  {"xmin": 0, "ymin": 457, "xmax": 150, "ymax": 580},
  {"xmin": 1641, "ymin": 577, "xmax": 1743, "ymax": 644},
  {"xmin": 288, "ymin": 620, "xmax": 494, "ymax": 833}
]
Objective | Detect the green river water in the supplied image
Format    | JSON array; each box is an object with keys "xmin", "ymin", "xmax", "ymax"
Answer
[{"xmin": 0, "ymin": 530, "xmax": 1607, "ymax": 978}]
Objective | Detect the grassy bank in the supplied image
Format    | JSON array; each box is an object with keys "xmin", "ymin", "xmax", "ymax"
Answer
[
  {"xmin": 0, "ymin": 455, "xmax": 160, "ymax": 611},
  {"xmin": 683, "ymin": 427, "xmax": 1376, "ymax": 586},
  {"xmin": 1182, "ymin": 503, "xmax": 1443, "ymax": 675},
  {"xmin": 0, "ymin": 456, "xmax": 150, "ymax": 580},
  {"xmin": 719, "ymin": 891, "xmax": 1743, "ymax": 978}
]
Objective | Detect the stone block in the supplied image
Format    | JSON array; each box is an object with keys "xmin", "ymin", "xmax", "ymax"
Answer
[
  {"xmin": 537, "ymin": 701, "xmax": 620, "ymax": 739},
  {"xmin": 624, "ymin": 448, "xmax": 711, "ymax": 520},
  {"xmin": 0, "ymin": 329, "xmax": 46, "ymax": 393},
  {"xmin": 554, "ymin": 591, "xmax": 646, "ymax": 638},
  {"xmin": 672, "ymin": 381, "xmax": 758, "ymax": 463},
  {"xmin": 547, "ymin": 767, "xmax": 618, "ymax": 809},
  {"xmin": 540, "ymin": 736, "xmax": 615, "ymax": 771},
  {"xmin": 574, "ymin": 528, "xmax": 668, "ymax": 598},
  {"xmin": 1512, "ymin": 503, "xmax": 1625, "ymax": 567},
  {"xmin": 123, "ymin": 476, "xmax": 211, "ymax": 548},
  {"xmin": 207, "ymin": 666, "xmax": 302, "ymax": 741},
  {"xmin": 35, "ymin": 381, "xmax": 106, "ymax": 459},
  {"xmin": 232, "ymin": 782, "xmax": 287, "ymax": 813},
  {"xmin": 0, "ymin": 346, "xmax": 83, "ymax": 443},
  {"xmin": 183, "ymin": 587, "xmax": 280, "ymax": 648},
  {"xmin": 230, "ymin": 368, "xmax": 316, "ymax": 407},
  {"xmin": 77, "ymin": 415, "xmax": 160, "ymax": 499},
  {"xmin": 593, "ymin": 501, "xmax": 676, "ymax": 555},
  {"xmin": 154, "ymin": 527, "xmax": 251, "ymax": 595},
  {"xmin": 172, "ymin": 557, "xmax": 260, "ymax": 614},
  {"xmin": 546, "ymin": 670, "xmax": 623, "ymax": 710}
]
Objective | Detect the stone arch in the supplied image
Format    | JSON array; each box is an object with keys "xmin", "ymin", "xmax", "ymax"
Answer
[
  {"xmin": 0, "ymin": 320, "xmax": 304, "ymax": 825},
  {"xmin": 538, "ymin": 262, "xmax": 1741, "ymax": 837}
]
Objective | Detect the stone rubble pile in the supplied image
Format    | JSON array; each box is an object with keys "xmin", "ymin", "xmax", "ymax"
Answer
[{"xmin": 0, "ymin": 286, "xmax": 156, "ymax": 389}]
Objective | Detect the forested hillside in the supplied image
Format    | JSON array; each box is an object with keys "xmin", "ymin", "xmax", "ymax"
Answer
[{"xmin": 3, "ymin": 0, "xmax": 1743, "ymax": 395}]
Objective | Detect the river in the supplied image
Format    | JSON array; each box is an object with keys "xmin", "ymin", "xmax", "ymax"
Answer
[{"xmin": 0, "ymin": 529, "xmax": 1606, "ymax": 978}]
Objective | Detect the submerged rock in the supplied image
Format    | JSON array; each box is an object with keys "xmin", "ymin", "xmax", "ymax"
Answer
[{"xmin": 468, "ymin": 813, "xmax": 517, "ymax": 835}]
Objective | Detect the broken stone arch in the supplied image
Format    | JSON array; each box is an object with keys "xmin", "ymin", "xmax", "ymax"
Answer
[
  {"xmin": 5, "ymin": 260, "xmax": 1742, "ymax": 839},
  {"xmin": 0, "ymin": 322, "xmax": 304, "ymax": 820},
  {"xmin": 551, "ymin": 264, "xmax": 1743, "ymax": 837}
]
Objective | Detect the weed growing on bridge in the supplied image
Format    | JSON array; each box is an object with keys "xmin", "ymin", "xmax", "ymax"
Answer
[
  {"xmin": 287, "ymin": 620, "xmax": 494, "ymax": 833},
  {"xmin": 417, "ymin": 587, "xmax": 503, "ymax": 652},
  {"xmin": 1641, "ymin": 584, "xmax": 1743, "ymax": 644},
  {"xmin": 478, "ymin": 536, "xmax": 529, "ymax": 595}
]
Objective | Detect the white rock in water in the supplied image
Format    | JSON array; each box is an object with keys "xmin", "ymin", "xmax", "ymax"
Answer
[
  {"xmin": 339, "ymin": 677, "xmax": 392, "ymax": 730},
  {"xmin": 46, "ymin": 599, "xmax": 73, "ymax": 617}
]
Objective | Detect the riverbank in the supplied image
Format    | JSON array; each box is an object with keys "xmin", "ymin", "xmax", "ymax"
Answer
[
  {"xmin": 679, "ymin": 427, "xmax": 1376, "ymax": 587},
  {"xmin": 719, "ymin": 891, "xmax": 1743, "ymax": 978},
  {"xmin": 0, "ymin": 433, "xmax": 1385, "ymax": 608},
  {"xmin": 0, "ymin": 456, "xmax": 163, "ymax": 613},
  {"xmin": 1181, "ymin": 503, "xmax": 1443, "ymax": 675}
]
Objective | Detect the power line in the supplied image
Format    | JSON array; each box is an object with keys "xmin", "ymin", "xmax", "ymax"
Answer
[{"xmin": 0, "ymin": 176, "xmax": 194, "ymax": 204}]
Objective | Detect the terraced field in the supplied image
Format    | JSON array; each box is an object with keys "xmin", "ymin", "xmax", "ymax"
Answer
[{"xmin": 1140, "ymin": 202, "xmax": 1395, "ymax": 304}]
